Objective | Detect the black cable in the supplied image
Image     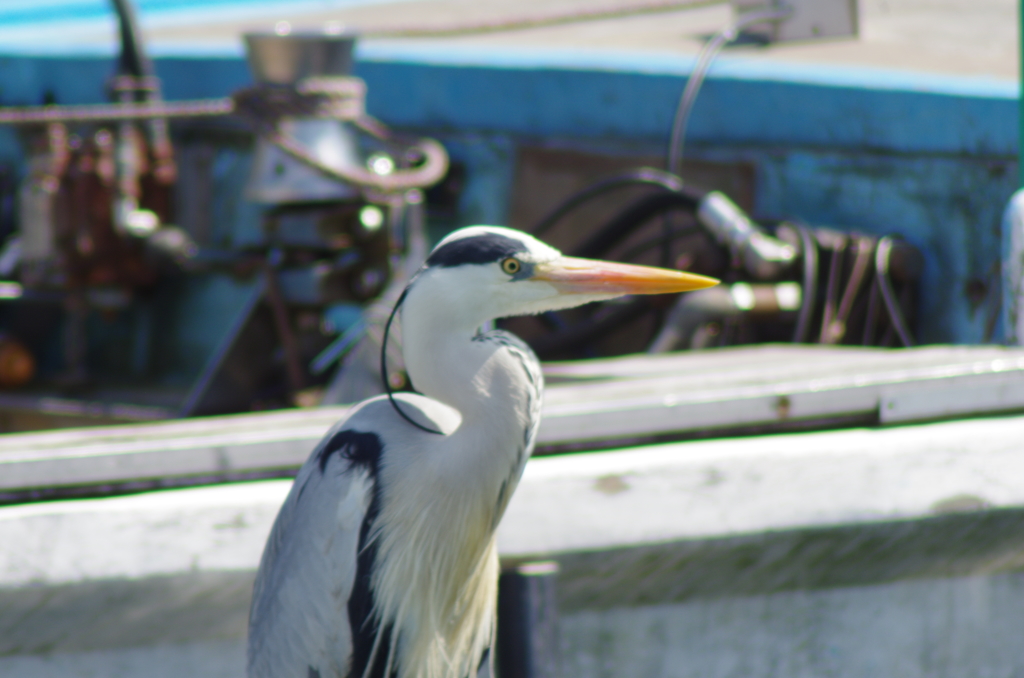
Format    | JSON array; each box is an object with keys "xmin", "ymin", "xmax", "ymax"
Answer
[
  {"xmin": 573, "ymin": 189, "xmax": 703, "ymax": 259},
  {"xmin": 531, "ymin": 168, "xmax": 687, "ymax": 237},
  {"xmin": 791, "ymin": 222, "xmax": 818, "ymax": 343},
  {"xmin": 667, "ymin": 5, "xmax": 793, "ymax": 174},
  {"xmin": 861, "ymin": 278, "xmax": 880, "ymax": 345},
  {"xmin": 381, "ymin": 285, "xmax": 443, "ymax": 435},
  {"xmin": 818, "ymin": 236, "xmax": 847, "ymax": 343},
  {"xmin": 618, "ymin": 224, "xmax": 701, "ymax": 263},
  {"xmin": 110, "ymin": 0, "xmax": 153, "ymax": 79},
  {"xmin": 874, "ymin": 237, "xmax": 915, "ymax": 347},
  {"xmin": 667, "ymin": 29, "xmax": 732, "ymax": 176},
  {"xmin": 107, "ymin": 0, "xmax": 178, "ymax": 188},
  {"xmin": 830, "ymin": 237, "xmax": 875, "ymax": 343},
  {"xmin": 526, "ymin": 173, "xmax": 710, "ymax": 358}
]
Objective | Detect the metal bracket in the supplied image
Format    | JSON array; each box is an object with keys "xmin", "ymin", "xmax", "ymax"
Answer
[{"xmin": 733, "ymin": 0, "xmax": 859, "ymax": 43}]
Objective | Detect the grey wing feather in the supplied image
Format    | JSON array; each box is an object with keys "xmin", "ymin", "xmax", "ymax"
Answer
[{"xmin": 247, "ymin": 421, "xmax": 376, "ymax": 678}]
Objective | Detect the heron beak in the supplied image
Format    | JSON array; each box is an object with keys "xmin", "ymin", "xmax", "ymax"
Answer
[{"xmin": 531, "ymin": 256, "xmax": 719, "ymax": 296}]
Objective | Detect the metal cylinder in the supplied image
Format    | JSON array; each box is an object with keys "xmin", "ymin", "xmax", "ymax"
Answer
[
  {"xmin": 697, "ymin": 191, "xmax": 797, "ymax": 280},
  {"xmin": 243, "ymin": 31, "xmax": 363, "ymax": 204},
  {"xmin": 244, "ymin": 32, "xmax": 356, "ymax": 86}
]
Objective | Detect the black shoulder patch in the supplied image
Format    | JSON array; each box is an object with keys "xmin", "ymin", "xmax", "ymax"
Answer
[
  {"xmin": 426, "ymin": 232, "xmax": 526, "ymax": 268},
  {"xmin": 348, "ymin": 475, "xmax": 395, "ymax": 678},
  {"xmin": 316, "ymin": 429, "xmax": 383, "ymax": 474},
  {"xmin": 314, "ymin": 428, "xmax": 394, "ymax": 677}
]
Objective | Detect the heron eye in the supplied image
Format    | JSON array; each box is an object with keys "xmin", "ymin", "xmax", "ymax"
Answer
[{"xmin": 501, "ymin": 257, "xmax": 521, "ymax": 275}]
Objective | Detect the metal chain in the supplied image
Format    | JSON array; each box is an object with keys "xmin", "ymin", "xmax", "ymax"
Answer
[{"xmin": 231, "ymin": 77, "xmax": 366, "ymax": 124}]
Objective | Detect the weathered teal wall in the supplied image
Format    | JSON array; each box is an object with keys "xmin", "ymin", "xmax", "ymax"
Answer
[
  {"xmin": 0, "ymin": 44, "xmax": 1016, "ymax": 381},
  {"xmin": 354, "ymin": 47, "xmax": 1018, "ymax": 345}
]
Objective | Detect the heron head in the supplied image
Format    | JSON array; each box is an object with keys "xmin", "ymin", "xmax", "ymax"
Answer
[{"xmin": 408, "ymin": 225, "xmax": 718, "ymax": 328}]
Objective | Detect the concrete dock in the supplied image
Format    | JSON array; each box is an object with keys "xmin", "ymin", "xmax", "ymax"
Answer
[
  {"xmin": 2, "ymin": 346, "xmax": 1024, "ymax": 677},
  {"xmin": 0, "ymin": 2, "xmax": 1021, "ymax": 675}
]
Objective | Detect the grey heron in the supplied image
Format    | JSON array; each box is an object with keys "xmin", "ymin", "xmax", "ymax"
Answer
[{"xmin": 247, "ymin": 225, "xmax": 718, "ymax": 678}]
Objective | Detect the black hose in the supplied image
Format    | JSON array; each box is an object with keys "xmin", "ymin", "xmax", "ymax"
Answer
[
  {"xmin": 573, "ymin": 189, "xmax": 703, "ymax": 259},
  {"xmin": 523, "ymin": 169, "xmax": 714, "ymax": 358},
  {"xmin": 818, "ymin": 236, "xmax": 847, "ymax": 343},
  {"xmin": 531, "ymin": 167, "xmax": 691, "ymax": 237},
  {"xmin": 110, "ymin": 0, "xmax": 153, "ymax": 79},
  {"xmin": 667, "ymin": 5, "xmax": 792, "ymax": 174},
  {"xmin": 619, "ymin": 224, "xmax": 701, "ymax": 263},
  {"xmin": 791, "ymin": 222, "xmax": 818, "ymax": 343},
  {"xmin": 861, "ymin": 279, "xmax": 880, "ymax": 345},
  {"xmin": 525, "ymin": 187, "xmax": 708, "ymax": 358},
  {"xmin": 875, "ymin": 237, "xmax": 915, "ymax": 347},
  {"xmin": 108, "ymin": 0, "xmax": 177, "ymax": 185}
]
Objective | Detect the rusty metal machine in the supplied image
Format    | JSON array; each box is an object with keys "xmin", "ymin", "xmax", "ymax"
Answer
[
  {"xmin": 0, "ymin": 0, "xmax": 917, "ymax": 431},
  {"xmin": 0, "ymin": 1, "xmax": 447, "ymax": 428}
]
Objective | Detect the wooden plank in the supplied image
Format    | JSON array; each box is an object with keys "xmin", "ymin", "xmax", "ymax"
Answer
[
  {"xmin": 0, "ymin": 408, "xmax": 349, "ymax": 496},
  {"xmin": 3, "ymin": 410, "xmax": 1024, "ymax": 656},
  {"xmin": 545, "ymin": 344, "xmax": 1021, "ymax": 384},
  {"xmin": 541, "ymin": 345, "xmax": 1024, "ymax": 444},
  {"xmin": 1, "ymin": 345, "xmax": 1024, "ymax": 497}
]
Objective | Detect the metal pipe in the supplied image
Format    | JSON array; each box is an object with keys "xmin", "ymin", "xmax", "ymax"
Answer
[
  {"xmin": 0, "ymin": 99, "xmax": 235, "ymax": 125},
  {"xmin": 696, "ymin": 191, "xmax": 797, "ymax": 280}
]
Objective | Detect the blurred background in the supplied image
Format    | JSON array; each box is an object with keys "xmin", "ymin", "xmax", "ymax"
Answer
[{"xmin": 0, "ymin": 1, "xmax": 1023, "ymax": 677}]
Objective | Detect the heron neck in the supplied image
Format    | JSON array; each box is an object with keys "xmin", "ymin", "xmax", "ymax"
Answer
[
  {"xmin": 400, "ymin": 282, "xmax": 525, "ymax": 428},
  {"xmin": 402, "ymin": 318, "xmax": 500, "ymax": 420}
]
